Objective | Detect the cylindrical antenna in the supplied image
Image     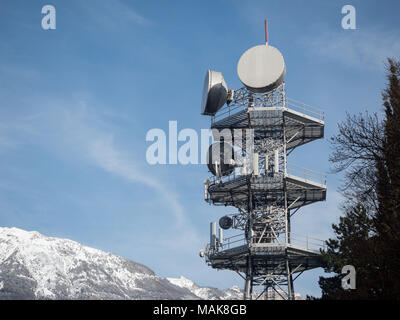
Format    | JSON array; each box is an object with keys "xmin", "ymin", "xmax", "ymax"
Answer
[
  {"xmin": 265, "ymin": 19, "xmax": 268, "ymax": 45},
  {"xmin": 210, "ymin": 222, "xmax": 217, "ymax": 249}
]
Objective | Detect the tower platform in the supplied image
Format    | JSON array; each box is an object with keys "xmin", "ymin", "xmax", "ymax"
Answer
[
  {"xmin": 211, "ymin": 102, "xmax": 324, "ymax": 150},
  {"xmin": 206, "ymin": 242, "xmax": 322, "ymax": 275},
  {"xmin": 206, "ymin": 172, "xmax": 326, "ymax": 209}
]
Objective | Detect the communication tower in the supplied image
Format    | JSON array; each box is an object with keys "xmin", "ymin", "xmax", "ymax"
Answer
[{"xmin": 199, "ymin": 21, "xmax": 327, "ymax": 300}]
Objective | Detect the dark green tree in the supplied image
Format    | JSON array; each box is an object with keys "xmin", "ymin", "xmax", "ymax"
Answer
[
  {"xmin": 319, "ymin": 59, "xmax": 400, "ymax": 299},
  {"xmin": 319, "ymin": 204, "xmax": 380, "ymax": 299},
  {"xmin": 373, "ymin": 58, "xmax": 400, "ymax": 298}
]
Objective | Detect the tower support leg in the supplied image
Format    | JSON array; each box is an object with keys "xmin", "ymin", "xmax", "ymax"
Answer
[
  {"xmin": 244, "ymin": 256, "xmax": 253, "ymax": 300},
  {"xmin": 286, "ymin": 259, "xmax": 294, "ymax": 300}
]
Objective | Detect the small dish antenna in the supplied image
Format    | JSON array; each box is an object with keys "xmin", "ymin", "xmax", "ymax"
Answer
[
  {"xmin": 237, "ymin": 21, "xmax": 286, "ymax": 93},
  {"xmin": 201, "ymin": 70, "xmax": 228, "ymax": 115},
  {"xmin": 219, "ymin": 216, "xmax": 233, "ymax": 230}
]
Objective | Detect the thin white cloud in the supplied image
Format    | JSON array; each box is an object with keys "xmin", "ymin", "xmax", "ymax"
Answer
[
  {"xmin": 86, "ymin": 131, "xmax": 202, "ymax": 253},
  {"xmin": 121, "ymin": 4, "xmax": 151, "ymax": 26},
  {"xmin": 0, "ymin": 96, "xmax": 203, "ymax": 256},
  {"xmin": 80, "ymin": 0, "xmax": 152, "ymax": 28},
  {"xmin": 71, "ymin": 105, "xmax": 202, "ymax": 253},
  {"xmin": 0, "ymin": 98, "xmax": 190, "ymax": 230},
  {"xmin": 88, "ymin": 136, "xmax": 186, "ymax": 228},
  {"xmin": 300, "ymin": 28, "xmax": 400, "ymax": 71}
]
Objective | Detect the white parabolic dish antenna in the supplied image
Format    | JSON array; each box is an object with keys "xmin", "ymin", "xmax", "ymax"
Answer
[
  {"xmin": 237, "ymin": 45, "xmax": 286, "ymax": 93},
  {"xmin": 201, "ymin": 70, "xmax": 228, "ymax": 115}
]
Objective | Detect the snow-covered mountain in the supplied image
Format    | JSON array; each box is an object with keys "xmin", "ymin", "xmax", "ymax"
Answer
[
  {"xmin": 167, "ymin": 276, "xmax": 242, "ymax": 300},
  {"xmin": 0, "ymin": 227, "xmax": 242, "ymax": 300}
]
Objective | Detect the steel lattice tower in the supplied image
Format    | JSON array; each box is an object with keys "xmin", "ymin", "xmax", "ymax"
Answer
[{"xmin": 200, "ymin": 82, "xmax": 327, "ymax": 300}]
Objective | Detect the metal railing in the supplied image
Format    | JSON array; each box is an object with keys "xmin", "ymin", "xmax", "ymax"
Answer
[
  {"xmin": 207, "ymin": 169, "xmax": 247, "ymax": 186},
  {"xmin": 290, "ymin": 233, "xmax": 327, "ymax": 251},
  {"xmin": 206, "ymin": 163, "xmax": 326, "ymax": 188},
  {"xmin": 211, "ymin": 101, "xmax": 245, "ymax": 124},
  {"xmin": 211, "ymin": 94, "xmax": 325, "ymax": 124},
  {"xmin": 219, "ymin": 233, "xmax": 247, "ymax": 250},
  {"xmin": 207, "ymin": 232, "xmax": 326, "ymax": 254},
  {"xmin": 286, "ymin": 163, "xmax": 327, "ymax": 186},
  {"xmin": 286, "ymin": 98, "xmax": 325, "ymax": 121}
]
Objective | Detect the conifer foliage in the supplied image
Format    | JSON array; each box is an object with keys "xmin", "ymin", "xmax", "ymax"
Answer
[{"xmin": 319, "ymin": 59, "xmax": 400, "ymax": 299}]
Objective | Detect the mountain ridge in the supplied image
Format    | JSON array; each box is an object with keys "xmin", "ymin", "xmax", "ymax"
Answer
[{"xmin": 0, "ymin": 227, "xmax": 242, "ymax": 300}]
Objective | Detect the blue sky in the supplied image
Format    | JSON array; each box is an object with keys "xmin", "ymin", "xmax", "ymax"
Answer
[{"xmin": 0, "ymin": 0, "xmax": 399, "ymax": 297}]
